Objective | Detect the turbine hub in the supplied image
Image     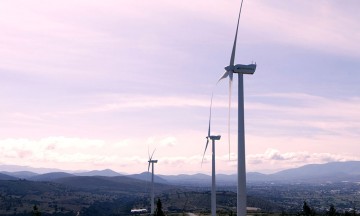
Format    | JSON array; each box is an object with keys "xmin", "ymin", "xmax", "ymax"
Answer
[
  {"xmin": 224, "ymin": 65, "xmax": 234, "ymax": 72},
  {"xmin": 209, "ymin": 135, "xmax": 221, "ymax": 140},
  {"xmin": 229, "ymin": 63, "xmax": 256, "ymax": 74},
  {"xmin": 148, "ymin": 160, "xmax": 158, "ymax": 163}
]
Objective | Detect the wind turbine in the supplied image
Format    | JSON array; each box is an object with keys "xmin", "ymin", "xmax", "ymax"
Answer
[
  {"xmin": 218, "ymin": 0, "xmax": 256, "ymax": 215},
  {"xmin": 202, "ymin": 94, "xmax": 221, "ymax": 216},
  {"xmin": 148, "ymin": 148, "xmax": 158, "ymax": 215}
]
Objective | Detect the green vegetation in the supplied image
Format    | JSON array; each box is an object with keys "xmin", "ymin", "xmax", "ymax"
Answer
[
  {"xmin": 155, "ymin": 198, "xmax": 165, "ymax": 216},
  {"xmin": 0, "ymin": 178, "xmax": 359, "ymax": 216},
  {"xmin": 32, "ymin": 205, "xmax": 41, "ymax": 216}
]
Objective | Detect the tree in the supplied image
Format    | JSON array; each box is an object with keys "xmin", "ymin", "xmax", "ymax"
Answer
[
  {"xmin": 352, "ymin": 206, "xmax": 356, "ymax": 216},
  {"xmin": 154, "ymin": 198, "xmax": 165, "ymax": 216},
  {"xmin": 327, "ymin": 204, "xmax": 336, "ymax": 216},
  {"xmin": 303, "ymin": 201, "xmax": 311, "ymax": 216},
  {"xmin": 32, "ymin": 205, "xmax": 41, "ymax": 216}
]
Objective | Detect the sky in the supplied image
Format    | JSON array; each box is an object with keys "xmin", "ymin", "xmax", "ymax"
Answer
[{"xmin": 0, "ymin": 0, "xmax": 359, "ymax": 175}]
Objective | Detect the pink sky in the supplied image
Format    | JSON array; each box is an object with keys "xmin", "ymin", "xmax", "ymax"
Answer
[{"xmin": 0, "ymin": 0, "xmax": 359, "ymax": 174}]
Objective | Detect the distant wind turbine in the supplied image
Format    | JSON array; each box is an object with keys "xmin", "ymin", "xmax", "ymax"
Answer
[
  {"xmin": 148, "ymin": 148, "xmax": 158, "ymax": 215},
  {"xmin": 202, "ymin": 93, "xmax": 221, "ymax": 216},
  {"xmin": 217, "ymin": 0, "xmax": 256, "ymax": 215}
]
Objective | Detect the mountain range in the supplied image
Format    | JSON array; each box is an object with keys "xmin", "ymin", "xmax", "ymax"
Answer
[{"xmin": 1, "ymin": 161, "xmax": 360, "ymax": 185}]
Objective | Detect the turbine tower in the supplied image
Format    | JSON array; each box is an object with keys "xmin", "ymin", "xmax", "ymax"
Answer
[
  {"xmin": 202, "ymin": 94, "xmax": 221, "ymax": 216},
  {"xmin": 218, "ymin": 1, "xmax": 256, "ymax": 215},
  {"xmin": 148, "ymin": 149, "xmax": 158, "ymax": 215}
]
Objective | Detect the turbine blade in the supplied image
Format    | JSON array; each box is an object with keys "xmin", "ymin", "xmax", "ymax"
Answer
[
  {"xmin": 218, "ymin": 71, "xmax": 229, "ymax": 83},
  {"xmin": 201, "ymin": 138, "xmax": 210, "ymax": 166},
  {"xmin": 150, "ymin": 148, "xmax": 156, "ymax": 161},
  {"xmin": 148, "ymin": 162, "xmax": 150, "ymax": 173},
  {"xmin": 229, "ymin": 0, "xmax": 244, "ymax": 66}
]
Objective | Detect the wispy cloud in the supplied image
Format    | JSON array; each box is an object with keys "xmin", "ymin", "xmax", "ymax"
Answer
[
  {"xmin": 0, "ymin": 1, "xmax": 359, "ymax": 175},
  {"xmin": 247, "ymin": 148, "xmax": 360, "ymax": 172},
  {"xmin": 0, "ymin": 136, "xmax": 359, "ymax": 174},
  {"xmin": 245, "ymin": 1, "xmax": 360, "ymax": 58},
  {"xmin": 246, "ymin": 93, "xmax": 360, "ymax": 138}
]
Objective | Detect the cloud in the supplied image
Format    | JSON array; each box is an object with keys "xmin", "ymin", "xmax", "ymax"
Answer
[
  {"xmin": 246, "ymin": 93, "xmax": 360, "ymax": 138},
  {"xmin": 88, "ymin": 95, "xmax": 216, "ymax": 112},
  {"xmin": 114, "ymin": 139, "xmax": 131, "ymax": 148},
  {"xmin": 159, "ymin": 137, "xmax": 177, "ymax": 147},
  {"xmin": 1, "ymin": 136, "xmax": 359, "ymax": 175},
  {"xmin": 245, "ymin": 1, "xmax": 360, "ymax": 57},
  {"xmin": 0, "ymin": 137, "xmax": 105, "ymax": 164},
  {"xmin": 146, "ymin": 136, "xmax": 178, "ymax": 148},
  {"xmin": 247, "ymin": 148, "xmax": 360, "ymax": 172}
]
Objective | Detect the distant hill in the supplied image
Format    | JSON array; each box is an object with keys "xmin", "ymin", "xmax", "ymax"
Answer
[
  {"xmin": 158, "ymin": 173, "xmax": 269, "ymax": 186},
  {"xmin": 29, "ymin": 172, "xmax": 76, "ymax": 181},
  {"xmin": 1, "ymin": 171, "xmax": 38, "ymax": 179},
  {"xmin": 2, "ymin": 161, "xmax": 360, "ymax": 185},
  {"xmin": 267, "ymin": 161, "xmax": 360, "ymax": 183},
  {"xmin": 127, "ymin": 172, "xmax": 168, "ymax": 184},
  {"xmin": 159, "ymin": 173, "xmax": 210, "ymax": 186},
  {"xmin": 54, "ymin": 175, "xmax": 176, "ymax": 195},
  {"xmin": 0, "ymin": 173, "xmax": 18, "ymax": 180},
  {"xmin": 158, "ymin": 161, "xmax": 360, "ymax": 186},
  {"xmin": 74, "ymin": 169, "xmax": 122, "ymax": 177}
]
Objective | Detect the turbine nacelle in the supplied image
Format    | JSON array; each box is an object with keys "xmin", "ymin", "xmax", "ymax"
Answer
[
  {"xmin": 148, "ymin": 160, "xmax": 158, "ymax": 163},
  {"xmin": 207, "ymin": 135, "xmax": 221, "ymax": 141},
  {"xmin": 224, "ymin": 63, "xmax": 256, "ymax": 75}
]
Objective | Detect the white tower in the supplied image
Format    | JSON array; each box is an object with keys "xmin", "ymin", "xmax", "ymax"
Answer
[{"xmin": 148, "ymin": 150, "xmax": 158, "ymax": 215}]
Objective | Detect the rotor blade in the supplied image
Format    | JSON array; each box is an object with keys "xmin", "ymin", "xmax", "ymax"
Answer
[
  {"xmin": 150, "ymin": 148, "xmax": 156, "ymax": 161},
  {"xmin": 229, "ymin": 0, "xmax": 244, "ymax": 66},
  {"xmin": 228, "ymin": 72, "xmax": 233, "ymax": 160},
  {"xmin": 201, "ymin": 138, "xmax": 210, "ymax": 166},
  {"xmin": 218, "ymin": 71, "xmax": 229, "ymax": 83},
  {"xmin": 148, "ymin": 162, "xmax": 150, "ymax": 173}
]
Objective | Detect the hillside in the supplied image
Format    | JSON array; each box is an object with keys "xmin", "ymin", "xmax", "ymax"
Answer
[
  {"xmin": 73, "ymin": 169, "xmax": 122, "ymax": 177},
  {"xmin": 0, "ymin": 162, "xmax": 359, "ymax": 215},
  {"xmin": 2, "ymin": 161, "xmax": 360, "ymax": 185},
  {"xmin": 159, "ymin": 161, "xmax": 360, "ymax": 186},
  {"xmin": 1, "ymin": 171, "xmax": 38, "ymax": 179},
  {"xmin": 0, "ymin": 179, "xmax": 280, "ymax": 215},
  {"xmin": 29, "ymin": 172, "xmax": 76, "ymax": 181},
  {"xmin": 0, "ymin": 173, "xmax": 17, "ymax": 181},
  {"xmin": 268, "ymin": 161, "xmax": 360, "ymax": 182},
  {"xmin": 54, "ymin": 175, "xmax": 175, "ymax": 195},
  {"xmin": 127, "ymin": 172, "xmax": 168, "ymax": 184}
]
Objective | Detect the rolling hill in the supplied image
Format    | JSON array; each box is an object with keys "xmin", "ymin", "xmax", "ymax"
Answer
[
  {"xmin": 1, "ymin": 171, "xmax": 38, "ymax": 179},
  {"xmin": 0, "ymin": 173, "xmax": 18, "ymax": 180},
  {"xmin": 157, "ymin": 161, "xmax": 360, "ymax": 186},
  {"xmin": 2, "ymin": 161, "xmax": 360, "ymax": 185},
  {"xmin": 73, "ymin": 169, "xmax": 122, "ymax": 177},
  {"xmin": 266, "ymin": 161, "xmax": 360, "ymax": 182},
  {"xmin": 127, "ymin": 172, "xmax": 168, "ymax": 184},
  {"xmin": 29, "ymin": 172, "xmax": 76, "ymax": 181}
]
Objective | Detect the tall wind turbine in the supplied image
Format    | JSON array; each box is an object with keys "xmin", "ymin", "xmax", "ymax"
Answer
[
  {"xmin": 148, "ymin": 149, "xmax": 158, "ymax": 215},
  {"xmin": 202, "ymin": 94, "xmax": 221, "ymax": 216},
  {"xmin": 218, "ymin": 0, "xmax": 256, "ymax": 215}
]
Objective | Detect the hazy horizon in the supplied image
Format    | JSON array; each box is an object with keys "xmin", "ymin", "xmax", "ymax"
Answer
[
  {"xmin": 1, "ymin": 1, "xmax": 359, "ymax": 175},
  {"xmin": 1, "ymin": 159, "xmax": 359, "ymax": 176}
]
